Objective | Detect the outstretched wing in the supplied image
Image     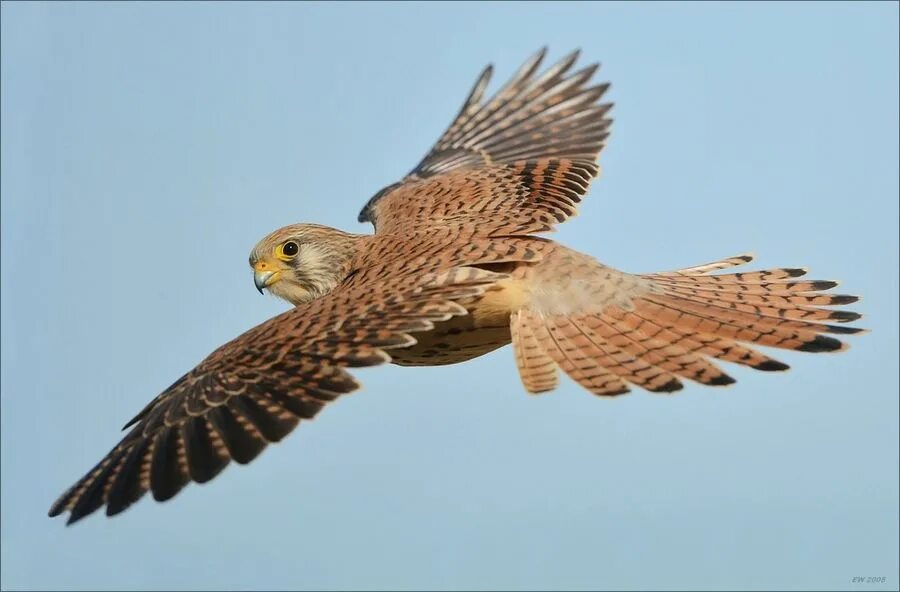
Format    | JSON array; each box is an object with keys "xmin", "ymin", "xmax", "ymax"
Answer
[
  {"xmin": 358, "ymin": 48, "xmax": 613, "ymax": 235},
  {"xmin": 48, "ymin": 234, "xmax": 537, "ymax": 525}
]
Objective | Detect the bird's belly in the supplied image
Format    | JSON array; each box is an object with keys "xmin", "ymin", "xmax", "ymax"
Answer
[
  {"xmin": 389, "ymin": 280, "xmax": 525, "ymax": 366},
  {"xmin": 389, "ymin": 321, "xmax": 511, "ymax": 366}
]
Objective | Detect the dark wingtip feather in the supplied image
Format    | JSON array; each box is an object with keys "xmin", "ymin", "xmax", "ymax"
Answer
[
  {"xmin": 755, "ymin": 359, "xmax": 791, "ymax": 372},
  {"xmin": 829, "ymin": 310, "xmax": 862, "ymax": 323},
  {"xmin": 825, "ymin": 324, "xmax": 866, "ymax": 335},
  {"xmin": 656, "ymin": 378, "xmax": 684, "ymax": 393},
  {"xmin": 475, "ymin": 64, "xmax": 493, "ymax": 91},
  {"xmin": 121, "ymin": 416, "xmax": 140, "ymax": 431},
  {"xmin": 209, "ymin": 406, "xmax": 266, "ymax": 465},
  {"xmin": 561, "ymin": 47, "xmax": 581, "ymax": 66},
  {"xmin": 579, "ymin": 62, "xmax": 600, "ymax": 82},
  {"xmin": 810, "ymin": 280, "xmax": 839, "ymax": 291},
  {"xmin": 47, "ymin": 487, "xmax": 73, "ymax": 517},
  {"xmin": 709, "ymin": 374, "xmax": 736, "ymax": 386},
  {"xmin": 797, "ymin": 334, "xmax": 844, "ymax": 352},
  {"xmin": 597, "ymin": 386, "xmax": 631, "ymax": 397},
  {"xmin": 828, "ymin": 295, "xmax": 859, "ymax": 305},
  {"xmin": 150, "ymin": 429, "xmax": 189, "ymax": 502},
  {"xmin": 785, "ymin": 268, "xmax": 808, "ymax": 278},
  {"xmin": 184, "ymin": 417, "xmax": 230, "ymax": 484}
]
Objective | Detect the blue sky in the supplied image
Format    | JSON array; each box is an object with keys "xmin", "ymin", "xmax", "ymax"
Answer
[{"xmin": 1, "ymin": 2, "xmax": 897, "ymax": 590}]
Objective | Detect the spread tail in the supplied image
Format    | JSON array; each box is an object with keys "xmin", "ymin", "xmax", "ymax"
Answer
[{"xmin": 510, "ymin": 254, "xmax": 865, "ymax": 396}]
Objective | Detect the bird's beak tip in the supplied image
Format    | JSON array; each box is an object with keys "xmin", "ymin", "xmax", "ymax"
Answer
[{"xmin": 253, "ymin": 270, "xmax": 277, "ymax": 294}]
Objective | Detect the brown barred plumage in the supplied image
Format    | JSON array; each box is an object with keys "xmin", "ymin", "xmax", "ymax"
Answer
[{"xmin": 50, "ymin": 48, "xmax": 863, "ymax": 525}]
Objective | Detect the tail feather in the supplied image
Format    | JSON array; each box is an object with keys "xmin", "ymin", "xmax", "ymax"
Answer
[
  {"xmin": 637, "ymin": 295, "xmax": 851, "ymax": 353},
  {"xmin": 650, "ymin": 287, "xmax": 859, "ymax": 324},
  {"xmin": 538, "ymin": 315, "xmax": 631, "ymax": 396},
  {"xmin": 510, "ymin": 253, "xmax": 863, "ymax": 395},
  {"xmin": 510, "ymin": 310, "xmax": 559, "ymax": 393},
  {"xmin": 651, "ymin": 283, "xmax": 860, "ymax": 309},
  {"xmin": 611, "ymin": 306, "xmax": 791, "ymax": 372},
  {"xmin": 643, "ymin": 293, "xmax": 861, "ymax": 337},
  {"xmin": 550, "ymin": 316, "xmax": 682, "ymax": 394},
  {"xmin": 515, "ymin": 310, "xmax": 629, "ymax": 396},
  {"xmin": 649, "ymin": 266, "xmax": 846, "ymax": 294},
  {"xmin": 656, "ymin": 268, "xmax": 809, "ymax": 282},
  {"xmin": 658, "ymin": 253, "xmax": 755, "ymax": 274},
  {"xmin": 649, "ymin": 275, "xmax": 841, "ymax": 294},
  {"xmin": 667, "ymin": 327, "xmax": 790, "ymax": 372},
  {"xmin": 590, "ymin": 313, "xmax": 736, "ymax": 386}
]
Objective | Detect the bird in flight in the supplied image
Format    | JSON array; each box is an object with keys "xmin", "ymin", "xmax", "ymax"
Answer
[{"xmin": 49, "ymin": 48, "xmax": 864, "ymax": 525}]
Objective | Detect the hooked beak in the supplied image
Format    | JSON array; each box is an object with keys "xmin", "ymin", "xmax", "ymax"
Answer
[{"xmin": 253, "ymin": 270, "xmax": 279, "ymax": 294}]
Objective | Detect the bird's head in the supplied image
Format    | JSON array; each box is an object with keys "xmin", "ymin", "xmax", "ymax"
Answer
[{"xmin": 249, "ymin": 223, "xmax": 362, "ymax": 306}]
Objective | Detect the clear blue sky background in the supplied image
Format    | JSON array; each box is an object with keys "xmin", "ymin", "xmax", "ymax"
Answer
[{"xmin": 2, "ymin": 2, "xmax": 897, "ymax": 591}]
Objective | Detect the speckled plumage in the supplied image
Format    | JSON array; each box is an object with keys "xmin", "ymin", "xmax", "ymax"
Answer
[{"xmin": 50, "ymin": 48, "xmax": 864, "ymax": 525}]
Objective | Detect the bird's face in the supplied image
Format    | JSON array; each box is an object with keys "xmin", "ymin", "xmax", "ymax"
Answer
[{"xmin": 249, "ymin": 223, "xmax": 361, "ymax": 306}]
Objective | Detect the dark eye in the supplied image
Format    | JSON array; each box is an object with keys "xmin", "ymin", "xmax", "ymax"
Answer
[{"xmin": 282, "ymin": 241, "xmax": 299, "ymax": 257}]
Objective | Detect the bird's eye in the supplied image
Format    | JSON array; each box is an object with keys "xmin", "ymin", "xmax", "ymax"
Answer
[{"xmin": 281, "ymin": 241, "xmax": 299, "ymax": 258}]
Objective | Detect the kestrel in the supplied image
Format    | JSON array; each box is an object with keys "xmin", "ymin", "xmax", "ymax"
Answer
[{"xmin": 49, "ymin": 48, "xmax": 864, "ymax": 525}]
